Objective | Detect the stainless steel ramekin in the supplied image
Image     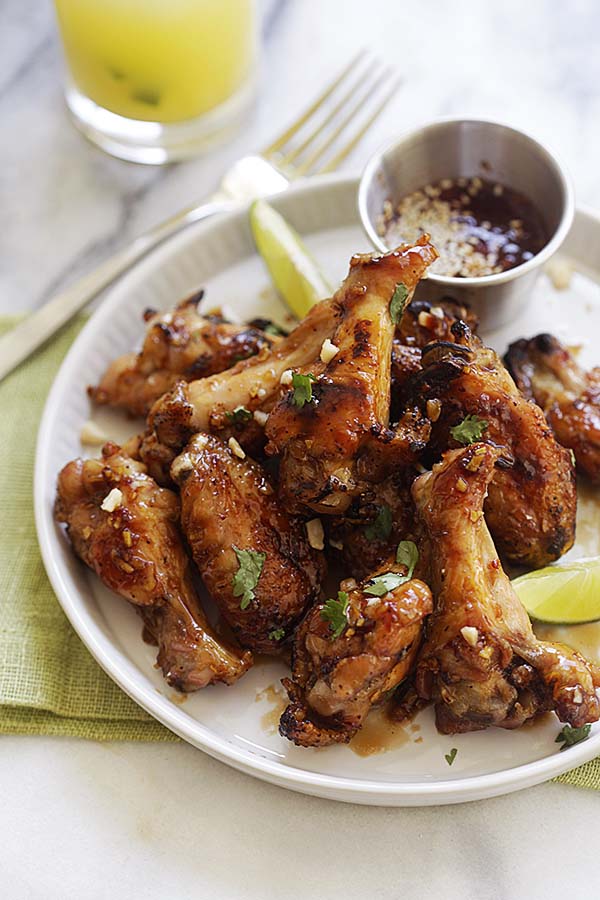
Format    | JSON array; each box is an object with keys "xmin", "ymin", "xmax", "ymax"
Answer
[{"xmin": 358, "ymin": 118, "xmax": 574, "ymax": 330}]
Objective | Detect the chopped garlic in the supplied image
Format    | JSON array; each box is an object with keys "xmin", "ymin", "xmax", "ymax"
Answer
[
  {"xmin": 320, "ymin": 338, "xmax": 340, "ymax": 364},
  {"xmin": 306, "ymin": 518, "xmax": 325, "ymax": 550},
  {"xmin": 228, "ymin": 436, "xmax": 246, "ymax": 459},
  {"xmin": 80, "ymin": 420, "xmax": 108, "ymax": 446},
  {"xmin": 280, "ymin": 369, "xmax": 293, "ymax": 386},
  {"xmin": 329, "ymin": 537, "xmax": 344, "ymax": 551},
  {"xmin": 456, "ymin": 477, "xmax": 468, "ymax": 492},
  {"xmin": 101, "ymin": 487, "xmax": 123, "ymax": 513},
  {"xmin": 171, "ymin": 452, "xmax": 194, "ymax": 480},
  {"xmin": 253, "ymin": 410, "xmax": 269, "ymax": 426},
  {"xmin": 545, "ymin": 257, "xmax": 573, "ymax": 291},
  {"xmin": 461, "ymin": 625, "xmax": 479, "ymax": 647},
  {"xmin": 573, "ymin": 687, "xmax": 583, "ymax": 704}
]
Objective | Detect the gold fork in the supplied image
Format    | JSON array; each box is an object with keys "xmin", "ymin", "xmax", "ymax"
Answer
[{"xmin": 0, "ymin": 51, "xmax": 400, "ymax": 382}]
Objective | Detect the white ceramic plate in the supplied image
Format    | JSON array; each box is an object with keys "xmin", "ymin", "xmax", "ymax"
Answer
[{"xmin": 35, "ymin": 174, "xmax": 600, "ymax": 806}]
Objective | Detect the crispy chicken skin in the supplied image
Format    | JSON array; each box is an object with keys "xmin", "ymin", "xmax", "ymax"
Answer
[
  {"xmin": 265, "ymin": 238, "xmax": 438, "ymax": 515},
  {"xmin": 505, "ymin": 333, "xmax": 600, "ymax": 483},
  {"xmin": 54, "ymin": 444, "xmax": 251, "ymax": 690},
  {"xmin": 413, "ymin": 444, "xmax": 600, "ymax": 734},
  {"xmin": 90, "ymin": 292, "xmax": 274, "ymax": 418},
  {"xmin": 407, "ymin": 321, "xmax": 576, "ymax": 567},
  {"xmin": 326, "ymin": 467, "xmax": 418, "ymax": 582},
  {"xmin": 279, "ymin": 562, "xmax": 432, "ymax": 747},
  {"xmin": 141, "ymin": 296, "xmax": 339, "ymax": 479},
  {"xmin": 172, "ymin": 434, "xmax": 325, "ymax": 653}
]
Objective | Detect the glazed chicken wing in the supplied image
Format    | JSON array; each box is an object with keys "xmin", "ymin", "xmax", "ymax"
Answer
[
  {"xmin": 413, "ymin": 443, "xmax": 600, "ymax": 734},
  {"xmin": 172, "ymin": 434, "xmax": 325, "ymax": 653},
  {"xmin": 265, "ymin": 238, "xmax": 438, "ymax": 515},
  {"xmin": 279, "ymin": 561, "xmax": 432, "ymax": 747},
  {"xmin": 505, "ymin": 333, "xmax": 600, "ymax": 483},
  {"xmin": 55, "ymin": 444, "xmax": 251, "ymax": 690},
  {"xmin": 141, "ymin": 296, "xmax": 339, "ymax": 481},
  {"xmin": 90, "ymin": 291, "xmax": 274, "ymax": 418},
  {"xmin": 407, "ymin": 321, "xmax": 576, "ymax": 567}
]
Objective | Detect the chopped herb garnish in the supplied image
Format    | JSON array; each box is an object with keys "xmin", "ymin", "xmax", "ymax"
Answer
[
  {"xmin": 450, "ymin": 414, "xmax": 489, "ymax": 445},
  {"xmin": 445, "ymin": 747, "xmax": 458, "ymax": 766},
  {"xmin": 364, "ymin": 571, "xmax": 407, "ymax": 596},
  {"xmin": 364, "ymin": 505, "xmax": 393, "ymax": 541},
  {"xmin": 396, "ymin": 540, "xmax": 419, "ymax": 579},
  {"xmin": 389, "ymin": 282, "xmax": 409, "ymax": 325},
  {"xmin": 269, "ymin": 627, "xmax": 285, "ymax": 642},
  {"xmin": 291, "ymin": 372, "xmax": 316, "ymax": 408},
  {"xmin": 232, "ymin": 546, "xmax": 266, "ymax": 610},
  {"xmin": 264, "ymin": 322, "xmax": 287, "ymax": 337},
  {"xmin": 225, "ymin": 405, "xmax": 253, "ymax": 426},
  {"xmin": 321, "ymin": 590, "xmax": 350, "ymax": 639},
  {"xmin": 555, "ymin": 723, "xmax": 591, "ymax": 751}
]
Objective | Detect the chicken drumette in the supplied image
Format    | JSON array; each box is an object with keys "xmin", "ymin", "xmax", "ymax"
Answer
[
  {"xmin": 265, "ymin": 237, "xmax": 437, "ymax": 515},
  {"xmin": 90, "ymin": 291, "xmax": 275, "ymax": 419},
  {"xmin": 505, "ymin": 333, "xmax": 600, "ymax": 483},
  {"xmin": 406, "ymin": 320, "xmax": 576, "ymax": 568},
  {"xmin": 412, "ymin": 443, "xmax": 600, "ymax": 734},
  {"xmin": 55, "ymin": 444, "xmax": 251, "ymax": 690},
  {"xmin": 279, "ymin": 561, "xmax": 432, "ymax": 747},
  {"xmin": 172, "ymin": 434, "xmax": 325, "ymax": 653}
]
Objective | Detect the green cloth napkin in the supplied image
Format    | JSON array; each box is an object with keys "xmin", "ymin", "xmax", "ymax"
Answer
[
  {"xmin": 0, "ymin": 317, "xmax": 177, "ymax": 742},
  {"xmin": 1, "ymin": 315, "xmax": 599, "ymax": 791}
]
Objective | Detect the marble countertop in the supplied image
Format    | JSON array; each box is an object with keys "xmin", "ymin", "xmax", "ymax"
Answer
[{"xmin": 2, "ymin": 0, "xmax": 600, "ymax": 897}]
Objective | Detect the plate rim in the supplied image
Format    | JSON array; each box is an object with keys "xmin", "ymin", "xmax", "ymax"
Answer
[{"xmin": 34, "ymin": 172, "xmax": 600, "ymax": 805}]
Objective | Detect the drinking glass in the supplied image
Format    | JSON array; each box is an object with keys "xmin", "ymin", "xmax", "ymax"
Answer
[{"xmin": 53, "ymin": 0, "xmax": 258, "ymax": 164}]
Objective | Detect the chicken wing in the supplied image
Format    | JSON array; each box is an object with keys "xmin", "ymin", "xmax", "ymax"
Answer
[
  {"xmin": 172, "ymin": 434, "xmax": 325, "ymax": 653},
  {"xmin": 279, "ymin": 561, "xmax": 432, "ymax": 747},
  {"xmin": 55, "ymin": 443, "xmax": 251, "ymax": 690},
  {"xmin": 413, "ymin": 443, "xmax": 600, "ymax": 734},
  {"xmin": 90, "ymin": 292, "xmax": 275, "ymax": 418},
  {"xmin": 265, "ymin": 237, "xmax": 438, "ymax": 515},
  {"xmin": 141, "ymin": 296, "xmax": 339, "ymax": 479},
  {"xmin": 406, "ymin": 321, "xmax": 576, "ymax": 567},
  {"xmin": 505, "ymin": 333, "xmax": 600, "ymax": 483}
]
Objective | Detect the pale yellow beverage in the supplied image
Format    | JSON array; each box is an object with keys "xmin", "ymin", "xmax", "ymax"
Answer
[{"xmin": 54, "ymin": 0, "xmax": 256, "ymax": 124}]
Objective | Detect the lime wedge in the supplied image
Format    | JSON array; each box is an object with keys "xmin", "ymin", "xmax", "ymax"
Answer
[
  {"xmin": 512, "ymin": 557, "xmax": 600, "ymax": 624},
  {"xmin": 249, "ymin": 199, "xmax": 331, "ymax": 319}
]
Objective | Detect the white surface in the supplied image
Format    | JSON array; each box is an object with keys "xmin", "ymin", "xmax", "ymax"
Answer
[
  {"xmin": 35, "ymin": 176, "xmax": 600, "ymax": 807},
  {"xmin": 4, "ymin": 0, "xmax": 600, "ymax": 894}
]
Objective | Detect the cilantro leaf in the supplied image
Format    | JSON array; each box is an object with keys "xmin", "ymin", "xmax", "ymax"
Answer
[
  {"xmin": 450, "ymin": 414, "xmax": 489, "ymax": 445},
  {"xmin": 291, "ymin": 372, "xmax": 317, "ymax": 408},
  {"xmin": 225, "ymin": 405, "xmax": 253, "ymax": 426},
  {"xmin": 389, "ymin": 282, "xmax": 409, "ymax": 325},
  {"xmin": 269, "ymin": 627, "xmax": 285, "ymax": 641},
  {"xmin": 445, "ymin": 747, "xmax": 458, "ymax": 766},
  {"xmin": 396, "ymin": 540, "xmax": 418, "ymax": 579},
  {"xmin": 321, "ymin": 590, "xmax": 350, "ymax": 639},
  {"xmin": 555, "ymin": 723, "xmax": 591, "ymax": 751},
  {"xmin": 232, "ymin": 546, "xmax": 266, "ymax": 610},
  {"xmin": 263, "ymin": 322, "xmax": 286, "ymax": 337},
  {"xmin": 364, "ymin": 505, "xmax": 393, "ymax": 541},
  {"xmin": 364, "ymin": 571, "xmax": 407, "ymax": 596}
]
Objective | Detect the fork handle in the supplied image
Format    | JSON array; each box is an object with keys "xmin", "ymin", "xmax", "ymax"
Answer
[{"xmin": 0, "ymin": 196, "xmax": 231, "ymax": 384}]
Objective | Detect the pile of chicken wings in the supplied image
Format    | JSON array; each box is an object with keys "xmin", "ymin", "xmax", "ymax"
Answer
[{"xmin": 55, "ymin": 236, "xmax": 600, "ymax": 748}]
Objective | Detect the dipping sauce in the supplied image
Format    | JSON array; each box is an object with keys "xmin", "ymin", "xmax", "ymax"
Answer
[{"xmin": 380, "ymin": 176, "xmax": 548, "ymax": 278}]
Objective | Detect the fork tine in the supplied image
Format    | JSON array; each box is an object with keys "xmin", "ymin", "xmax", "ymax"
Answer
[
  {"xmin": 294, "ymin": 67, "xmax": 396, "ymax": 177},
  {"xmin": 316, "ymin": 74, "xmax": 402, "ymax": 175},
  {"xmin": 260, "ymin": 50, "xmax": 367, "ymax": 158},
  {"xmin": 277, "ymin": 58, "xmax": 374, "ymax": 168}
]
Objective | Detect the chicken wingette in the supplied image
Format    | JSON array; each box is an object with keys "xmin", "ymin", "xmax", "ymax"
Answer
[
  {"xmin": 54, "ymin": 444, "xmax": 251, "ymax": 690},
  {"xmin": 406, "ymin": 320, "xmax": 577, "ymax": 567},
  {"xmin": 172, "ymin": 434, "xmax": 325, "ymax": 653},
  {"xmin": 413, "ymin": 443, "xmax": 600, "ymax": 734},
  {"xmin": 505, "ymin": 333, "xmax": 600, "ymax": 483},
  {"xmin": 279, "ymin": 559, "xmax": 432, "ymax": 747},
  {"xmin": 265, "ymin": 237, "xmax": 438, "ymax": 515},
  {"xmin": 90, "ymin": 291, "xmax": 275, "ymax": 418}
]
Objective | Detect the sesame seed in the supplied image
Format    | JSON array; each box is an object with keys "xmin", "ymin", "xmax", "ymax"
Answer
[
  {"xmin": 228, "ymin": 437, "xmax": 246, "ymax": 459},
  {"xmin": 320, "ymin": 338, "xmax": 340, "ymax": 364},
  {"xmin": 253, "ymin": 410, "xmax": 268, "ymax": 426},
  {"xmin": 306, "ymin": 518, "xmax": 325, "ymax": 550},
  {"xmin": 461, "ymin": 625, "xmax": 479, "ymax": 647},
  {"xmin": 280, "ymin": 369, "xmax": 293, "ymax": 386}
]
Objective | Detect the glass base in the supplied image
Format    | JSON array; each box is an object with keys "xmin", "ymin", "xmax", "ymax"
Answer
[{"xmin": 64, "ymin": 75, "xmax": 257, "ymax": 164}]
